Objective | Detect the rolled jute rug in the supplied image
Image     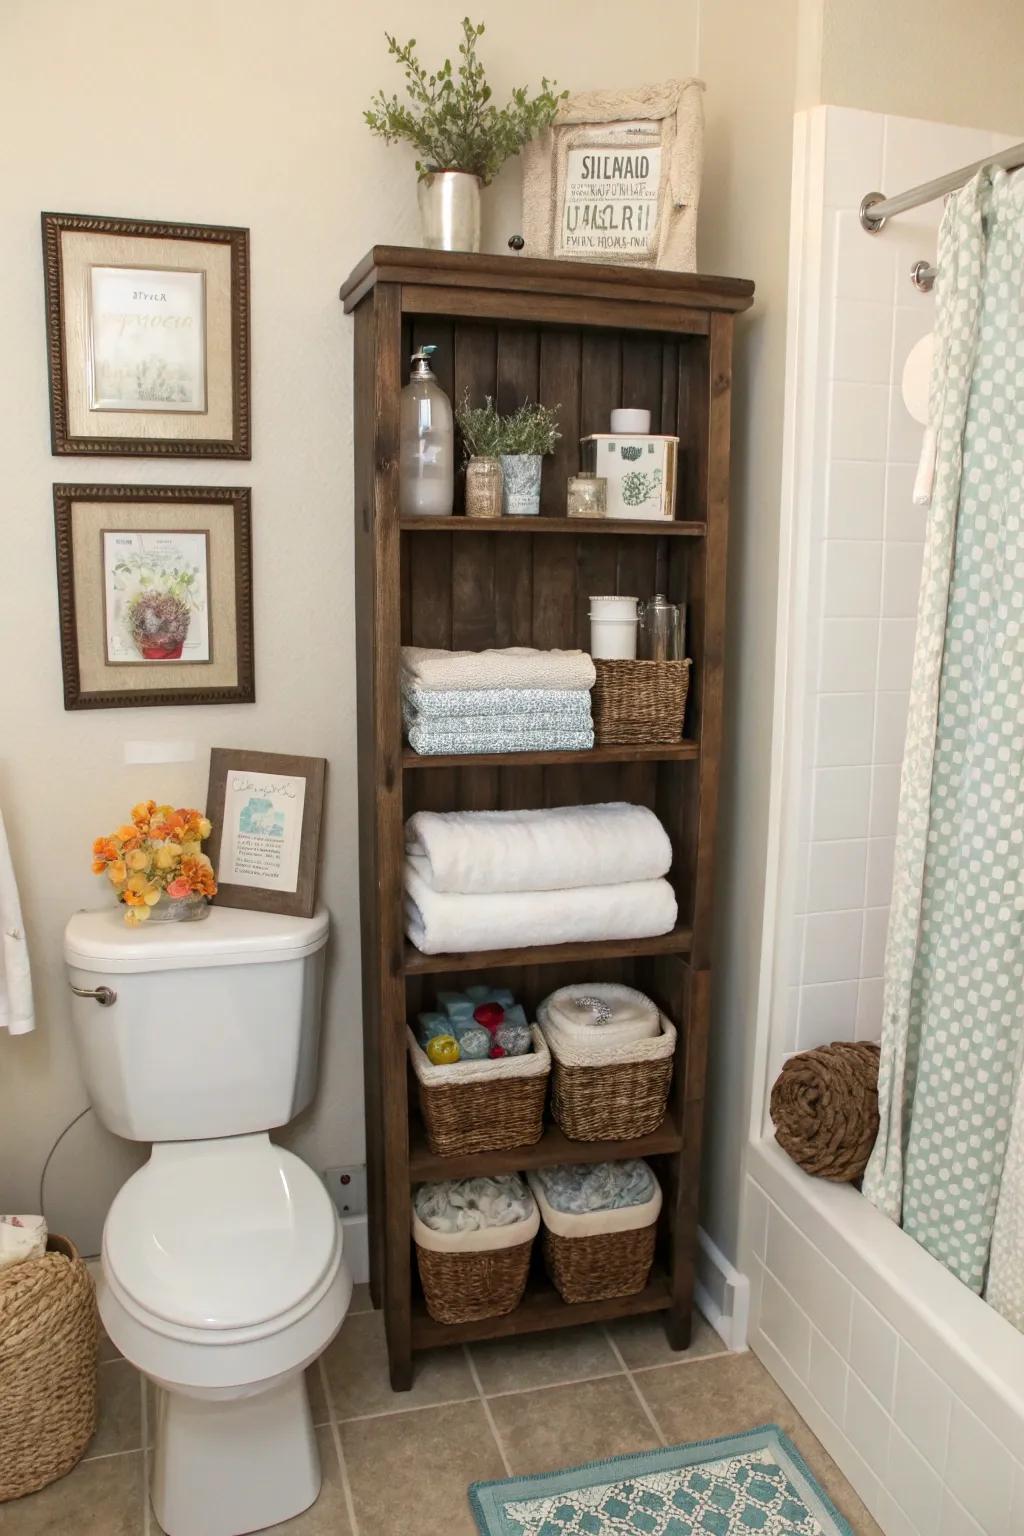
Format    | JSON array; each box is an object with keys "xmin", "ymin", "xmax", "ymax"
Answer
[
  {"xmin": 0, "ymin": 1236, "xmax": 98, "ymax": 1502},
  {"xmin": 770, "ymin": 1040, "xmax": 881, "ymax": 1182}
]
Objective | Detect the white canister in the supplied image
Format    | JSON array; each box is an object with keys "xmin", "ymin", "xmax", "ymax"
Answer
[
  {"xmin": 589, "ymin": 595, "xmax": 639, "ymax": 660},
  {"xmin": 610, "ymin": 408, "xmax": 652, "ymax": 434}
]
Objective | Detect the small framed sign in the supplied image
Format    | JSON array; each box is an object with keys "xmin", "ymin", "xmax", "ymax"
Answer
[{"xmin": 205, "ymin": 749, "xmax": 326, "ymax": 918}]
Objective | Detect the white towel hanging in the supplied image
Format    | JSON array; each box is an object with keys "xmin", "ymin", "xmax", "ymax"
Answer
[{"xmin": 0, "ymin": 806, "xmax": 35, "ymax": 1034}]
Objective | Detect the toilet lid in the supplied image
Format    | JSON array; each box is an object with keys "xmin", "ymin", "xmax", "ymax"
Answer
[{"xmin": 104, "ymin": 1137, "xmax": 339, "ymax": 1332}]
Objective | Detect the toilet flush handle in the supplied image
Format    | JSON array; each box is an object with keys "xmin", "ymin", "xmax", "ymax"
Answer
[{"xmin": 69, "ymin": 982, "xmax": 117, "ymax": 1007}]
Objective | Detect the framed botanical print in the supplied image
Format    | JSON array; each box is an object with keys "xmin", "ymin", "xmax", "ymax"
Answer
[
  {"xmin": 42, "ymin": 212, "xmax": 250, "ymax": 457},
  {"xmin": 205, "ymin": 749, "xmax": 326, "ymax": 918},
  {"xmin": 54, "ymin": 484, "xmax": 254, "ymax": 710}
]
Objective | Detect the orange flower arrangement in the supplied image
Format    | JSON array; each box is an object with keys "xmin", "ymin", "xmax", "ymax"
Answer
[{"xmin": 92, "ymin": 800, "xmax": 217, "ymax": 925}]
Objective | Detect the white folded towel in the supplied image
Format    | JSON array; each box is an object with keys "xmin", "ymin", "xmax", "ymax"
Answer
[
  {"xmin": 404, "ymin": 861, "xmax": 678, "ymax": 954},
  {"xmin": 0, "ymin": 806, "xmax": 34, "ymax": 1035},
  {"xmin": 0, "ymin": 1214, "xmax": 47, "ymax": 1270},
  {"xmin": 405, "ymin": 802, "xmax": 672, "ymax": 895},
  {"xmin": 402, "ymin": 645, "xmax": 596, "ymax": 693}
]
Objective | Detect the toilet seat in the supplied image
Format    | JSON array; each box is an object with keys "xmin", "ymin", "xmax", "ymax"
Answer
[{"xmin": 104, "ymin": 1134, "xmax": 339, "ymax": 1343}]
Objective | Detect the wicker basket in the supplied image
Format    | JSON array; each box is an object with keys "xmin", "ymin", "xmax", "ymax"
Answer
[
  {"xmin": 408, "ymin": 1025, "xmax": 551, "ymax": 1157},
  {"xmin": 0, "ymin": 1235, "xmax": 98, "ymax": 1502},
  {"xmin": 413, "ymin": 1199, "xmax": 539, "ymax": 1325},
  {"xmin": 538, "ymin": 989, "xmax": 676, "ymax": 1142},
  {"xmin": 592, "ymin": 658, "xmax": 692, "ymax": 745},
  {"xmin": 528, "ymin": 1170, "xmax": 662, "ymax": 1303}
]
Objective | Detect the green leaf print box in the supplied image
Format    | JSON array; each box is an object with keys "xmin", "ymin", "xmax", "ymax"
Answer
[{"xmin": 580, "ymin": 433, "xmax": 678, "ymax": 520}]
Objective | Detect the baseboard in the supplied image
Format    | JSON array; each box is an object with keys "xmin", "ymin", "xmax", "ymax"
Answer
[
  {"xmin": 341, "ymin": 1214, "xmax": 370, "ymax": 1284},
  {"xmin": 695, "ymin": 1226, "xmax": 750, "ymax": 1351}
]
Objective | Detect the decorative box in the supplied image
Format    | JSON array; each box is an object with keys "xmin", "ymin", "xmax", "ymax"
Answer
[{"xmin": 580, "ymin": 434, "xmax": 679, "ymax": 521}]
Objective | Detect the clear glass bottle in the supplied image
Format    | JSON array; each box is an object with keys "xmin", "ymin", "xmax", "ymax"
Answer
[{"xmin": 400, "ymin": 345, "xmax": 454, "ymax": 516}]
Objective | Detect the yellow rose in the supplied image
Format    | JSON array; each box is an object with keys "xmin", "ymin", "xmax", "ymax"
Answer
[
  {"xmin": 198, "ymin": 818, "xmax": 212, "ymax": 839},
  {"xmin": 107, "ymin": 860, "xmax": 127, "ymax": 885},
  {"xmin": 143, "ymin": 885, "xmax": 162, "ymax": 906},
  {"xmin": 127, "ymin": 849, "xmax": 150, "ymax": 872},
  {"xmin": 181, "ymin": 840, "xmax": 200, "ymax": 857},
  {"xmin": 124, "ymin": 905, "xmax": 151, "ymax": 926}
]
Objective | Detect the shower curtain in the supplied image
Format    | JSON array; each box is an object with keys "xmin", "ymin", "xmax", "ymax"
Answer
[{"xmin": 863, "ymin": 167, "xmax": 1024, "ymax": 1331}]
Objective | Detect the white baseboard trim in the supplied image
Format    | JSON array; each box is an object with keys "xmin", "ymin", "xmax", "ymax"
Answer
[
  {"xmin": 695, "ymin": 1226, "xmax": 750, "ymax": 1351},
  {"xmin": 341, "ymin": 1214, "xmax": 370, "ymax": 1285}
]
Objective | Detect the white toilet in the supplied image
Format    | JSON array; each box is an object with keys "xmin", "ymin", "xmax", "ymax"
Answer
[{"xmin": 63, "ymin": 905, "xmax": 352, "ymax": 1536}]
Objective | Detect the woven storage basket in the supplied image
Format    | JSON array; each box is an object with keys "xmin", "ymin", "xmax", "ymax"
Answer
[
  {"xmin": 592, "ymin": 658, "xmax": 691, "ymax": 746},
  {"xmin": 412, "ymin": 1198, "xmax": 540, "ymax": 1325},
  {"xmin": 407, "ymin": 1025, "xmax": 550, "ymax": 1157},
  {"xmin": 527, "ymin": 1169, "xmax": 662, "ymax": 1304},
  {"xmin": 538, "ymin": 988, "xmax": 676, "ymax": 1142},
  {"xmin": 0, "ymin": 1235, "xmax": 98, "ymax": 1502}
]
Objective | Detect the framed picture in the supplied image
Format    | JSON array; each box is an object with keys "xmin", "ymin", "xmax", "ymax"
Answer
[
  {"xmin": 54, "ymin": 484, "xmax": 254, "ymax": 709},
  {"xmin": 205, "ymin": 749, "xmax": 326, "ymax": 918},
  {"xmin": 521, "ymin": 79, "xmax": 704, "ymax": 271},
  {"xmin": 42, "ymin": 212, "xmax": 250, "ymax": 457}
]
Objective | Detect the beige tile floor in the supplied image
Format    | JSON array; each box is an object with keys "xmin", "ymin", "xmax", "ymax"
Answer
[{"xmin": 0, "ymin": 1284, "xmax": 882, "ymax": 1536}]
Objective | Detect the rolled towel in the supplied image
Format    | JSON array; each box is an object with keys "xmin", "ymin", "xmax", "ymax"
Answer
[
  {"xmin": 403, "ymin": 684, "xmax": 594, "ymax": 720},
  {"xmin": 404, "ymin": 861, "xmax": 678, "ymax": 955},
  {"xmin": 531, "ymin": 1160, "xmax": 656, "ymax": 1214},
  {"xmin": 770, "ymin": 1041, "xmax": 881, "ymax": 1182},
  {"xmin": 402, "ymin": 645, "xmax": 596, "ymax": 693},
  {"xmin": 540, "ymin": 983, "xmax": 661, "ymax": 1047},
  {"xmin": 414, "ymin": 1174, "xmax": 534, "ymax": 1234},
  {"xmin": 406, "ymin": 802, "xmax": 672, "ymax": 895},
  {"xmin": 0, "ymin": 1214, "xmax": 47, "ymax": 1270}
]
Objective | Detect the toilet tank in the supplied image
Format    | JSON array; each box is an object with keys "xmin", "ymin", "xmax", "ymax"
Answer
[{"xmin": 63, "ymin": 906, "xmax": 329, "ymax": 1142}]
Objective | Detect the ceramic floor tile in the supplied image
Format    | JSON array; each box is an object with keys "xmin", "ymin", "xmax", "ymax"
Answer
[
  {"xmin": 341, "ymin": 1400, "xmax": 504, "ymax": 1536},
  {"xmin": 636, "ymin": 1352, "xmax": 882, "ymax": 1535},
  {"xmin": 488, "ymin": 1374, "xmax": 661, "ymax": 1475},
  {"xmin": 0, "ymin": 1449, "xmax": 144, "ymax": 1535},
  {"xmin": 85, "ymin": 1359, "xmax": 143, "ymax": 1460},
  {"xmin": 607, "ymin": 1308, "xmax": 723, "ymax": 1371},
  {"xmin": 471, "ymin": 1323, "xmax": 620, "ymax": 1396},
  {"xmin": 320, "ymin": 1310, "xmax": 475, "ymax": 1420},
  {"xmin": 96, "ymin": 1318, "xmax": 121, "ymax": 1364},
  {"xmin": 152, "ymin": 1427, "xmax": 351, "ymax": 1536}
]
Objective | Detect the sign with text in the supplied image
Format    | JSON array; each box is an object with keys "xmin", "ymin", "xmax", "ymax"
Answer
[{"xmin": 558, "ymin": 145, "xmax": 663, "ymax": 259}]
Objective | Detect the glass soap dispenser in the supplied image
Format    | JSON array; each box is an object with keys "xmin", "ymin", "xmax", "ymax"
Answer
[{"xmin": 400, "ymin": 344, "xmax": 454, "ymax": 516}]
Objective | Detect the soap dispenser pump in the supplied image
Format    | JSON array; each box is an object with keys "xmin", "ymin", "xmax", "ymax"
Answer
[{"xmin": 400, "ymin": 344, "xmax": 454, "ymax": 517}]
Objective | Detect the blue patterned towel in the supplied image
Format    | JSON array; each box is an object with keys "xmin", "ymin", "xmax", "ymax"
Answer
[
  {"xmin": 406, "ymin": 723, "xmax": 595, "ymax": 756},
  {"xmin": 403, "ymin": 684, "xmax": 593, "ymax": 721}
]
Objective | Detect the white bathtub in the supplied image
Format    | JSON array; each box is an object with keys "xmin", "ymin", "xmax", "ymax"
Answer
[{"xmin": 741, "ymin": 1136, "xmax": 1024, "ymax": 1535}]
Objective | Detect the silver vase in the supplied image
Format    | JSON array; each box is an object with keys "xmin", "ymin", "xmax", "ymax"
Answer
[
  {"xmin": 500, "ymin": 453, "xmax": 543, "ymax": 516},
  {"xmin": 417, "ymin": 171, "xmax": 481, "ymax": 253}
]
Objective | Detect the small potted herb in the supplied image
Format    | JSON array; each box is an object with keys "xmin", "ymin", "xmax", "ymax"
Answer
[
  {"xmin": 498, "ymin": 401, "xmax": 561, "ymax": 517},
  {"xmin": 456, "ymin": 394, "xmax": 503, "ymax": 518},
  {"xmin": 365, "ymin": 19, "xmax": 565, "ymax": 253}
]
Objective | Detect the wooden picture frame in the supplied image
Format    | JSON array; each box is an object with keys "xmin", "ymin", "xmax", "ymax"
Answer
[
  {"xmin": 42, "ymin": 211, "xmax": 250, "ymax": 457},
  {"xmin": 54, "ymin": 483, "xmax": 254, "ymax": 710},
  {"xmin": 205, "ymin": 749, "xmax": 326, "ymax": 918}
]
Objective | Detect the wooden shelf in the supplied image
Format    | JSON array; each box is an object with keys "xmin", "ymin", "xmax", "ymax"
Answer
[
  {"xmin": 409, "ymin": 1113, "xmax": 683, "ymax": 1183},
  {"xmin": 402, "ymin": 741, "xmax": 699, "ymax": 770},
  {"xmin": 410, "ymin": 1267, "xmax": 672, "ymax": 1349},
  {"xmin": 403, "ymin": 923, "xmax": 693, "ymax": 976},
  {"xmin": 400, "ymin": 516, "xmax": 705, "ymax": 537}
]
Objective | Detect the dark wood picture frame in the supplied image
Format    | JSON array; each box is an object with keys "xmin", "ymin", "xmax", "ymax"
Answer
[
  {"xmin": 54, "ymin": 483, "xmax": 254, "ymax": 710},
  {"xmin": 42, "ymin": 211, "xmax": 251, "ymax": 458},
  {"xmin": 205, "ymin": 748, "xmax": 326, "ymax": 918}
]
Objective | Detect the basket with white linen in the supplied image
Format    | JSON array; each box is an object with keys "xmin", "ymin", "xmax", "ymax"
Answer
[
  {"xmin": 527, "ymin": 1165, "xmax": 662, "ymax": 1304},
  {"xmin": 537, "ymin": 984, "xmax": 676, "ymax": 1141},
  {"xmin": 407, "ymin": 1025, "xmax": 551, "ymax": 1157},
  {"xmin": 412, "ymin": 1178, "xmax": 540, "ymax": 1325}
]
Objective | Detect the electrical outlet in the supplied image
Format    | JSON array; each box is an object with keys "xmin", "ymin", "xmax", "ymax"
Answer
[{"xmin": 323, "ymin": 1164, "xmax": 367, "ymax": 1218}]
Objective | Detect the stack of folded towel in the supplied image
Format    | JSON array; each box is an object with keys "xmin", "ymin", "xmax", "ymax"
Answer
[
  {"xmin": 404, "ymin": 801, "xmax": 677, "ymax": 954},
  {"xmin": 401, "ymin": 645, "xmax": 596, "ymax": 755}
]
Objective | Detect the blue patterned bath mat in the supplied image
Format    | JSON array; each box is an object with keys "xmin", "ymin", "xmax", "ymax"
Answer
[{"xmin": 470, "ymin": 1425, "xmax": 852, "ymax": 1535}]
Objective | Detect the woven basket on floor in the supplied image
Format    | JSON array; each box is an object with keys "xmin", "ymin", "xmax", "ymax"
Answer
[
  {"xmin": 538, "ymin": 994, "xmax": 676, "ymax": 1142},
  {"xmin": 592, "ymin": 658, "xmax": 691, "ymax": 745},
  {"xmin": 528, "ymin": 1170, "xmax": 662, "ymax": 1304},
  {"xmin": 0, "ymin": 1235, "xmax": 98, "ymax": 1502},
  {"xmin": 408, "ymin": 1025, "xmax": 550, "ymax": 1157},
  {"xmin": 413, "ymin": 1200, "xmax": 539, "ymax": 1324}
]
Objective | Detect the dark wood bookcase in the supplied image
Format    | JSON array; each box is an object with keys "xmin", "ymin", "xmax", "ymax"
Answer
[{"xmin": 340, "ymin": 247, "xmax": 754, "ymax": 1389}]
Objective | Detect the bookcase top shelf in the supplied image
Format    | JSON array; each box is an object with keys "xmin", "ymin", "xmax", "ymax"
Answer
[{"xmin": 400, "ymin": 516, "xmax": 706, "ymax": 537}]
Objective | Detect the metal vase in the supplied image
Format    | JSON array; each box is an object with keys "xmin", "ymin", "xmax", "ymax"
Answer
[{"xmin": 417, "ymin": 171, "xmax": 481, "ymax": 253}]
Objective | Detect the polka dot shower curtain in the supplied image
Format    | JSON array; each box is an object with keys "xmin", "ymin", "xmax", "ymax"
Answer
[{"xmin": 862, "ymin": 167, "xmax": 1024, "ymax": 1331}]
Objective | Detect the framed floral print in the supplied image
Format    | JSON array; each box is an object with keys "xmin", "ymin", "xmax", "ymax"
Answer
[
  {"xmin": 54, "ymin": 484, "xmax": 254, "ymax": 710},
  {"xmin": 205, "ymin": 749, "xmax": 326, "ymax": 918},
  {"xmin": 42, "ymin": 212, "xmax": 250, "ymax": 457}
]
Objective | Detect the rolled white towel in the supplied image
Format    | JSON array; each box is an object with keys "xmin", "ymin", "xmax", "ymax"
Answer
[
  {"xmin": 540, "ymin": 983, "xmax": 661, "ymax": 1047},
  {"xmin": 0, "ymin": 1214, "xmax": 47, "ymax": 1270},
  {"xmin": 404, "ymin": 861, "xmax": 678, "ymax": 955},
  {"xmin": 402, "ymin": 645, "xmax": 596, "ymax": 693},
  {"xmin": 405, "ymin": 802, "xmax": 672, "ymax": 895}
]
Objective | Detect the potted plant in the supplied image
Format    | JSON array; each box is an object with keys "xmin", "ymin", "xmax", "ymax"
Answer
[
  {"xmin": 498, "ymin": 400, "xmax": 561, "ymax": 516},
  {"xmin": 365, "ymin": 18, "xmax": 565, "ymax": 253},
  {"xmin": 455, "ymin": 394, "xmax": 504, "ymax": 517},
  {"xmin": 92, "ymin": 801, "xmax": 217, "ymax": 925}
]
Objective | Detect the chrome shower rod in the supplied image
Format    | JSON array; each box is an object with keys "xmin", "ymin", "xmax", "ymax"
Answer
[{"xmin": 860, "ymin": 141, "xmax": 1024, "ymax": 232}]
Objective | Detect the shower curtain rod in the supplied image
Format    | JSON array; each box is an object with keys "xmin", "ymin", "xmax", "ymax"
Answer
[{"xmin": 860, "ymin": 140, "xmax": 1024, "ymax": 232}]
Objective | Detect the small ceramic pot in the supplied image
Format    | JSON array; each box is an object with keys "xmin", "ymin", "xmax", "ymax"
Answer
[
  {"xmin": 500, "ymin": 453, "xmax": 543, "ymax": 516},
  {"xmin": 417, "ymin": 171, "xmax": 481, "ymax": 253}
]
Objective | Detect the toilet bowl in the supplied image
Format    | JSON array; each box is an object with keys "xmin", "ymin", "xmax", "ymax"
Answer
[{"xmin": 64, "ymin": 906, "xmax": 349, "ymax": 1536}]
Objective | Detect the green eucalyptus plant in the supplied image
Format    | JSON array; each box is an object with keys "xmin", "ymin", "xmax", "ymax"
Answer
[{"xmin": 364, "ymin": 18, "xmax": 565, "ymax": 184}]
